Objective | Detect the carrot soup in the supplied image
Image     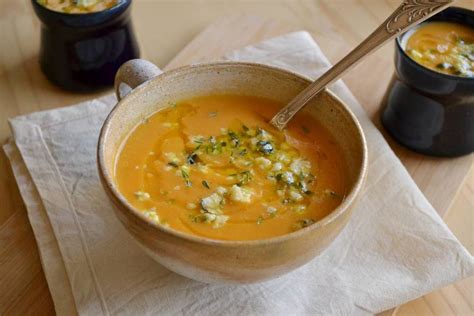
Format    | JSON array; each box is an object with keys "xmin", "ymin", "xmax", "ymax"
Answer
[
  {"xmin": 37, "ymin": 0, "xmax": 119, "ymax": 13},
  {"xmin": 405, "ymin": 22, "xmax": 474, "ymax": 77},
  {"xmin": 115, "ymin": 95, "xmax": 349, "ymax": 241}
]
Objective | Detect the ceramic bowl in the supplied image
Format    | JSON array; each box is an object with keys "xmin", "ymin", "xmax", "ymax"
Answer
[
  {"xmin": 98, "ymin": 59, "xmax": 367, "ymax": 284},
  {"xmin": 382, "ymin": 7, "xmax": 474, "ymax": 157}
]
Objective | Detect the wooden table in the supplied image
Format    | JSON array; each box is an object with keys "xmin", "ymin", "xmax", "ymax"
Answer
[{"xmin": 0, "ymin": 0, "xmax": 472, "ymax": 315}]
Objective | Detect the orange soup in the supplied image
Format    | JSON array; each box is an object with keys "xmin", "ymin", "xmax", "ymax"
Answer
[
  {"xmin": 405, "ymin": 22, "xmax": 474, "ymax": 77},
  {"xmin": 37, "ymin": 0, "xmax": 119, "ymax": 13},
  {"xmin": 115, "ymin": 95, "xmax": 348, "ymax": 241}
]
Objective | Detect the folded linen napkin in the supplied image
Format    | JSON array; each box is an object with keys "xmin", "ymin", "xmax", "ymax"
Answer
[{"xmin": 4, "ymin": 31, "xmax": 473, "ymax": 315}]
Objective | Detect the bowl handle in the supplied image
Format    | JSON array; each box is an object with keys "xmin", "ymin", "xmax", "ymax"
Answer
[{"xmin": 114, "ymin": 59, "xmax": 163, "ymax": 101}]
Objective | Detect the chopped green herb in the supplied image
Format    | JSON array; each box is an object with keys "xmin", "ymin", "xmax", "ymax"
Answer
[
  {"xmin": 208, "ymin": 111, "xmax": 218, "ymax": 118},
  {"xmin": 186, "ymin": 153, "xmax": 199, "ymax": 165},
  {"xmin": 189, "ymin": 214, "xmax": 206, "ymax": 223},
  {"xmin": 257, "ymin": 216, "xmax": 264, "ymax": 225},
  {"xmin": 228, "ymin": 131, "xmax": 240, "ymax": 147},
  {"xmin": 202, "ymin": 180, "xmax": 210, "ymax": 189},
  {"xmin": 236, "ymin": 170, "xmax": 251, "ymax": 186},
  {"xmin": 181, "ymin": 167, "xmax": 192, "ymax": 187},
  {"xmin": 167, "ymin": 162, "xmax": 179, "ymax": 168}
]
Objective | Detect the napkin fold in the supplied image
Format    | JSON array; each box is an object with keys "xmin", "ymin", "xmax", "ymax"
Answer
[{"xmin": 4, "ymin": 31, "xmax": 473, "ymax": 315}]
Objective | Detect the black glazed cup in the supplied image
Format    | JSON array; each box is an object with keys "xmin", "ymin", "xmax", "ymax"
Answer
[
  {"xmin": 31, "ymin": 0, "xmax": 140, "ymax": 92},
  {"xmin": 381, "ymin": 7, "xmax": 474, "ymax": 157}
]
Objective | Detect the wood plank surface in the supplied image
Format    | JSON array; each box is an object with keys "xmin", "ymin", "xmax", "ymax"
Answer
[{"xmin": 0, "ymin": 0, "xmax": 472, "ymax": 315}]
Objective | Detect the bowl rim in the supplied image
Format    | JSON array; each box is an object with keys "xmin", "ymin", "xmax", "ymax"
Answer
[
  {"xmin": 97, "ymin": 61, "xmax": 368, "ymax": 247},
  {"xmin": 395, "ymin": 6, "xmax": 474, "ymax": 82}
]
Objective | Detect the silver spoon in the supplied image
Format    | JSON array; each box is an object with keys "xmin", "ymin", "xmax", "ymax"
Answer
[{"xmin": 270, "ymin": 0, "xmax": 453, "ymax": 130}]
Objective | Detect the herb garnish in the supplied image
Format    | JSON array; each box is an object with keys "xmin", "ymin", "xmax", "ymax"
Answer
[
  {"xmin": 181, "ymin": 167, "xmax": 192, "ymax": 187},
  {"xmin": 187, "ymin": 153, "xmax": 199, "ymax": 165},
  {"xmin": 234, "ymin": 170, "xmax": 251, "ymax": 186},
  {"xmin": 202, "ymin": 180, "xmax": 210, "ymax": 189}
]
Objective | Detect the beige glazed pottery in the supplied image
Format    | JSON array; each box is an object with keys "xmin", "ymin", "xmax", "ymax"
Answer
[{"xmin": 98, "ymin": 59, "xmax": 368, "ymax": 284}]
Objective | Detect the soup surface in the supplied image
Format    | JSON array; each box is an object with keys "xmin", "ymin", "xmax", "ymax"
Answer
[
  {"xmin": 405, "ymin": 22, "xmax": 474, "ymax": 77},
  {"xmin": 115, "ymin": 95, "xmax": 348, "ymax": 241},
  {"xmin": 37, "ymin": 0, "xmax": 119, "ymax": 13}
]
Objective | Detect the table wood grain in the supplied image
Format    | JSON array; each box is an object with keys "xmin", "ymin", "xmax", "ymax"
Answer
[{"xmin": 0, "ymin": 0, "xmax": 472, "ymax": 315}]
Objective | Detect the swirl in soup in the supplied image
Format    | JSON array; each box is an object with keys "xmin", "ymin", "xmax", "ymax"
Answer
[
  {"xmin": 115, "ymin": 95, "xmax": 349, "ymax": 241},
  {"xmin": 405, "ymin": 22, "xmax": 474, "ymax": 77}
]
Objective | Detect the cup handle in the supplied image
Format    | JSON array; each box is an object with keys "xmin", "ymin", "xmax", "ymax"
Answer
[{"xmin": 114, "ymin": 59, "xmax": 163, "ymax": 101}]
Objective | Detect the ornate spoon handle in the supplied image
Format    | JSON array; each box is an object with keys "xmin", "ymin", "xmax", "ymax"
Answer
[{"xmin": 270, "ymin": 0, "xmax": 453, "ymax": 130}]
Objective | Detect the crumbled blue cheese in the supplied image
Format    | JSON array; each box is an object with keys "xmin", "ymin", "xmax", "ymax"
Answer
[
  {"xmin": 164, "ymin": 152, "xmax": 180, "ymax": 164},
  {"xmin": 216, "ymin": 186, "xmax": 228, "ymax": 196},
  {"xmin": 272, "ymin": 162, "xmax": 283, "ymax": 172},
  {"xmin": 213, "ymin": 214, "xmax": 229, "ymax": 228},
  {"xmin": 290, "ymin": 159, "xmax": 311, "ymax": 176},
  {"xmin": 267, "ymin": 206, "xmax": 277, "ymax": 214},
  {"xmin": 230, "ymin": 184, "xmax": 252, "ymax": 203},
  {"xmin": 201, "ymin": 193, "xmax": 224, "ymax": 214},
  {"xmin": 134, "ymin": 191, "xmax": 150, "ymax": 201},
  {"xmin": 203, "ymin": 213, "xmax": 217, "ymax": 221},
  {"xmin": 255, "ymin": 157, "xmax": 272, "ymax": 170},
  {"xmin": 289, "ymin": 189, "xmax": 303, "ymax": 202},
  {"xmin": 144, "ymin": 208, "xmax": 159, "ymax": 222},
  {"xmin": 259, "ymin": 129, "xmax": 273, "ymax": 141},
  {"xmin": 293, "ymin": 204, "xmax": 307, "ymax": 213},
  {"xmin": 281, "ymin": 171, "xmax": 295, "ymax": 185},
  {"xmin": 276, "ymin": 152, "xmax": 291, "ymax": 164}
]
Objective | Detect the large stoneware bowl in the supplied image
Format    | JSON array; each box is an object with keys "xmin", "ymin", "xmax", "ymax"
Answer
[{"xmin": 98, "ymin": 59, "xmax": 367, "ymax": 284}]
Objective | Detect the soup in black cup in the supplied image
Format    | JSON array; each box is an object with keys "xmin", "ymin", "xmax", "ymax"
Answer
[
  {"xmin": 382, "ymin": 7, "xmax": 474, "ymax": 157},
  {"xmin": 32, "ymin": 0, "xmax": 140, "ymax": 92}
]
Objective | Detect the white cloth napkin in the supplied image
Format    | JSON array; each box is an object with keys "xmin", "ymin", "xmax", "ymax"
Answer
[{"xmin": 4, "ymin": 31, "xmax": 473, "ymax": 316}]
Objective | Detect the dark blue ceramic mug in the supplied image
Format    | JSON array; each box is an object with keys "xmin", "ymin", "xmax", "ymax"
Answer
[
  {"xmin": 31, "ymin": 0, "xmax": 140, "ymax": 92},
  {"xmin": 382, "ymin": 7, "xmax": 474, "ymax": 157}
]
